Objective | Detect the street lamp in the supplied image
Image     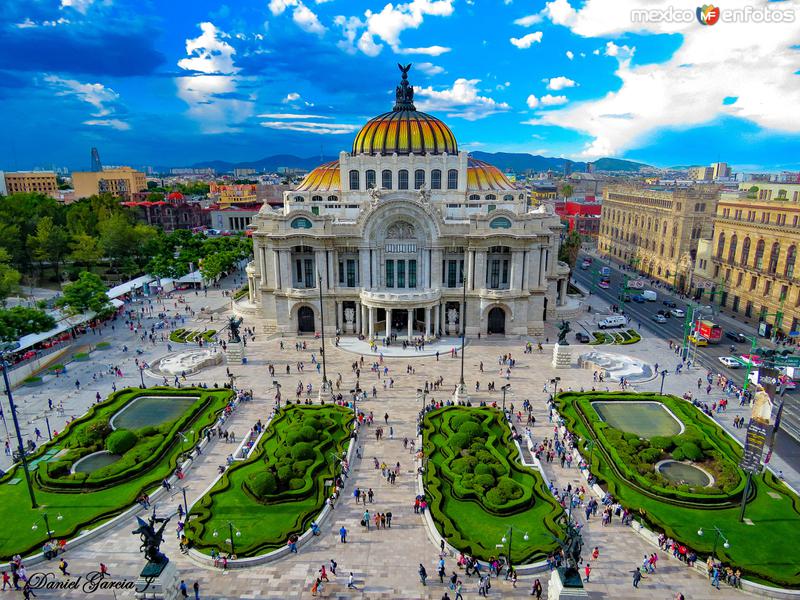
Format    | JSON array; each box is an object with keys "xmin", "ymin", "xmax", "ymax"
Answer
[
  {"xmin": 31, "ymin": 512, "xmax": 63, "ymax": 540},
  {"xmin": 317, "ymin": 273, "xmax": 329, "ymax": 396},
  {"xmin": 501, "ymin": 384, "xmax": 511, "ymax": 413},
  {"xmin": 139, "ymin": 365, "xmax": 146, "ymax": 389},
  {"xmin": 500, "ymin": 526, "xmax": 529, "ymax": 572},
  {"xmin": 659, "ymin": 369, "xmax": 668, "ymax": 395},
  {"xmin": 213, "ymin": 521, "xmax": 241, "ymax": 556},
  {"xmin": 1, "ymin": 355, "xmax": 38, "ymax": 508},
  {"xmin": 182, "ymin": 487, "xmax": 189, "ymax": 518},
  {"xmin": 697, "ymin": 526, "xmax": 730, "ymax": 562}
]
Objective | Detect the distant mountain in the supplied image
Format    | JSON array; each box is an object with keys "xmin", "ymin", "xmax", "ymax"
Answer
[{"xmin": 186, "ymin": 152, "xmax": 652, "ymax": 174}]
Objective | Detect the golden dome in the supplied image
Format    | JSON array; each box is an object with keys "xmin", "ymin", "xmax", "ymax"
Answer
[
  {"xmin": 467, "ymin": 158, "xmax": 515, "ymax": 191},
  {"xmin": 351, "ymin": 64, "xmax": 458, "ymax": 156},
  {"xmin": 296, "ymin": 160, "xmax": 340, "ymax": 192}
]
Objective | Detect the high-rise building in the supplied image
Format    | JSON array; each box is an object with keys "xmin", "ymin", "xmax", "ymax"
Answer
[
  {"xmin": 90, "ymin": 147, "xmax": 103, "ymax": 172},
  {"xmin": 1, "ymin": 171, "xmax": 59, "ymax": 196},
  {"xmin": 712, "ymin": 162, "xmax": 731, "ymax": 179},
  {"xmin": 598, "ymin": 185, "xmax": 719, "ymax": 290},
  {"xmin": 688, "ymin": 166, "xmax": 714, "ymax": 181},
  {"xmin": 72, "ymin": 167, "xmax": 147, "ymax": 199}
]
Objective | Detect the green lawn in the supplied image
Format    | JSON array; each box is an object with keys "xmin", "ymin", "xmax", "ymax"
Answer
[
  {"xmin": 423, "ymin": 407, "xmax": 563, "ymax": 564},
  {"xmin": 187, "ymin": 404, "xmax": 352, "ymax": 557},
  {"xmin": 556, "ymin": 391, "xmax": 800, "ymax": 588},
  {"xmin": 0, "ymin": 387, "xmax": 232, "ymax": 560},
  {"xmin": 169, "ymin": 328, "xmax": 217, "ymax": 344}
]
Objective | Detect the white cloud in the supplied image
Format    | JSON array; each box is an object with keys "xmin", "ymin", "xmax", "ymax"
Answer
[
  {"xmin": 283, "ymin": 92, "xmax": 301, "ymax": 103},
  {"xmin": 269, "ymin": 0, "xmax": 295, "ymax": 15},
  {"xmin": 416, "ymin": 62, "xmax": 445, "ymax": 75},
  {"xmin": 336, "ymin": 0, "xmax": 455, "ymax": 56},
  {"xmin": 565, "ymin": 50, "xmax": 574, "ymax": 60},
  {"xmin": 60, "ymin": 0, "xmax": 95, "ymax": 14},
  {"xmin": 592, "ymin": 48, "xmax": 600, "ymax": 55},
  {"xmin": 540, "ymin": 94, "xmax": 568, "ymax": 106},
  {"xmin": 547, "ymin": 76, "xmax": 577, "ymax": 91},
  {"xmin": 513, "ymin": 13, "xmax": 542, "ymax": 26},
  {"xmin": 510, "ymin": 32, "xmax": 543, "ymax": 49},
  {"xmin": 415, "ymin": 78, "xmax": 510, "ymax": 120},
  {"xmin": 526, "ymin": 94, "xmax": 540, "ymax": 109},
  {"xmin": 178, "ymin": 22, "xmax": 239, "ymax": 75},
  {"xmin": 537, "ymin": 0, "xmax": 800, "ymax": 158},
  {"xmin": 293, "ymin": 3, "xmax": 326, "ymax": 35},
  {"xmin": 83, "ymin": 119, "xmax": 130, "ymax": 130},
  {"xmin": 45, "ymin": 75, "xmax": 120, "ymax": 117},
  {"xmin": 258, "ymin": 113, "xmax": 332, "ymax": 119},
  {"xmin": 15, "ymin": 18, "xmax": 37, "ymax": 28},
  {"xmin": 261, "ymin": 120, "xmax": 360, "ymax": 134}
]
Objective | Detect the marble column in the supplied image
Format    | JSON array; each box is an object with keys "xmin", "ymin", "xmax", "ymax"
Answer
[
  {"xmin": 433, "ymin": 303, "xmax": 440, "ymax": 336},
  {"xmin": 279, "ymin": 250, "xmax": 291, "ymax": 289},
  {"xmin": 474, "ymin": 250, "xmax": 487, "ymax": 290},
  {"xmin": 316, "ymin": 250, "xmax": 328, "ymax": 289},
  {"xmin": 361, "ymin": 303, "xmax": 368, "ymax": 336},
  {"xmin": 538, "ymin": 248, "xmax": 547, "ymax": 288},
  {"xmin": 466, "ymin": 250, "xmax": 474, "ymax": 291},
  {"xmin": 424, "ymin": 307, "xmax": 431, "ymax": 337},
  {"xmin": 272, "ymin": 249, "xmax": 281, "ymax": 290},
  {"xmin": 511, "ymin": 250, "xmax": 524, "ymax": 291},
  {"xmin": 355, "ymin": 301, "xmax": 361, "ymax": 335},
  {"xmin": 407, "ymin": 308, "xmax": 414, "ymax": 341},
  {"xmin": 259, "ymin": 247, "xmax": 268, "ymax": 287},
  {"xmin": 360, "ymin": 249, "xmax": 370, "ymax": 289},
  {"xmin": 369, "ymin": 307, "xmax": 375, "ymax": 339},
  {"xmin": 336, "ymin": 301, "xmax": 344, "ymax": 330},
  {"xmin": 386, "ymin": 308, "xmax": 392, "ymax": 339}
]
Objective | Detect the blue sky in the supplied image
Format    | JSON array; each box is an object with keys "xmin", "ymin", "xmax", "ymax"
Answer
[{"xmin": 2, "ymin": 0, "xmax": 799, "ymax": 171}]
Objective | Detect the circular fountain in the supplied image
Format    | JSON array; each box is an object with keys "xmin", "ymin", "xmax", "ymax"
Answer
[
  {"xmin": 578, "ymin": 351, "xmax": 653, "ymax": 382},
  {"xmin": 656, "ymin": 460, "xmax": 714, "ymax": 487},
  {"xmin": 150, "ymin": 349, "xmax": 222, "ymax": 376},
  {"xmin": 71, "ymin": 451, "xmax": 121, "ymax": 474}
]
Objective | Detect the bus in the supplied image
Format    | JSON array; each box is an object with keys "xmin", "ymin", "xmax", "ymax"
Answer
[{"xmin": 694, "ymin": 320, "xmax": 722, "ymax": 344}]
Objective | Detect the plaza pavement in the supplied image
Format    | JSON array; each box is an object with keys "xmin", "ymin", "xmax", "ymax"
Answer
[{"xmin": 3, "ymin": 272, "xmax": 776, "ymax": 599}]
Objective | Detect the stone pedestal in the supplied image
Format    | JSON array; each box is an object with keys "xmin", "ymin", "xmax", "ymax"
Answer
[
  {"xmin": 548, "ymin": 568, "xmax": 588, "ymax": 600},
  {"xmin": 318, "ymin": 381, "xmax": 333, "ymax": 402},
  {"xmin": 135, "ymin": 560, "xmax": 180, "ymax": 600},
  {"xmin": 552, "ymin": 343, "xmax": 572, "ymax": 369},
  {"xmin": 451, "ymin": 382, "xmax": 470, "ymax": 405},
  {"xmin": 225, "ymin": 340, "xmax": 246, "ymax": 365}
]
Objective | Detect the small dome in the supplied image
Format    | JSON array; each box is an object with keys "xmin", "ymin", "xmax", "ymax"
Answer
[
  {"xmin": 167, "ymin": 191, "xmax": 184, "ymax": 201},
  {"xmin": 467, "ymin": 158, "xmax": 515, "ymax": 191},
  {"xmin": 296, "ymin": 160, "xmax": 341, "ymax": 192}
]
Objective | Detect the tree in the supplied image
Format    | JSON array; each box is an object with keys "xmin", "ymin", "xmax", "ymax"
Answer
[
  {"xmin": 27, "ymin": 216, "xmax": 70, "ymax": 280},
  {"xmin": 69, "ymin": 233, "xmax": 104, "ymax": 267},
  {"xmin": 559, "ymin": 184, "xmax": 574, "ymax": 200},
  {"xmin": 98, "ymin": 213, "xmax": 139, "ymax": 269},
  {"xmin": 0, "ymin": 306, "xmax": 56, "ymax": 342},
  {"xmin": 57, "ymin": 271, "xmax": 113, "ymax": 317},
  {"xmin": 558, "ymin": 230, "xmax": 582, "ymax": 271},
  {"xmin": 0, "ymin": 249, "xmax": 21, "ymax": 306}
]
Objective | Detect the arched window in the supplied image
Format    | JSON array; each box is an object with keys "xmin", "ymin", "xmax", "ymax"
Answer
[
  {"xmin": 293, "ymin": 195, "xmax": 304, "ymax": 202},
  {"xmin": 431, "ymin": 169, "xmax": 442, "ymax": 190},
  {"xmin": 447, "ymin": 169, "xmax": 458, "ymax": 189},
  {"xmin": 414, "ymin": 169, "xmax": 425, "ymax": 190},
  {"xmin": 785, "ymin": 245, "xmax": 796, "ymax": 278},
  {"xmin": 486, "ymin": 194, "xmax": 497, "ymax": 200},
  {"xmin": 490, "ymin": 217, "xmax": 512, "ymax": 229},
  {"xmin": 741, "ymin": 237, "xmax": 751, "ymax": 265},
  {"xmin": 365, "ymin": 170, "xmax": 376, "ymax": 189},
  {"xmin": 382, "ymin": 169, "xmax": 392, "ymax": 189},
  {"xmin": 312, "ymin": 195, "xmax": 323, "ymax": 202},
  {"xmin": 768, "ymin": 242, "xmax": 781, "ymax": 274},
  {"xmin": 503, "ymin": 194, "xmax": 514, "ymax": 201},
  {"xmin": 290, "ymin": 217, "xmax": 312, "ymax": 229},
  {"xmin": 754, "ymin": 239, "xmax": 765, "ymax": 269},
  {"xmin": 349, "ymin": 170, "xmax": 359, "ymax": 190},
  {"xmin": 327, "ymin": 195, "xmax": 338, "ymax": 202},
  {"xmin": 727, "ymin": 235, "xmax": 737, "ymax": 263},
  {"xmin": 716, "ymin": 233, "xmax": 725, "ymax": 259},
  {"xmin": 398, "ymin": 169, "xmax": 409, "ymax": 190},
  {"xmin": 469, "ymin": 194, "xmax": 480, "ymax": 201}
]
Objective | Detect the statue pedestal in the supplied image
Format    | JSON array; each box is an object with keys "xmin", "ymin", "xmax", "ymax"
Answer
[
  {"xmin": 226, "ymin": 340, "xmax": 246, "ymax": 365},
  {"xmin": 548, "ymin": 568, "xmax": 588, "ymax": 600},
  {"xmin": 552, "ymin": 343, "xmax": 572, "ymax": 369},
  {"xmin": 135, "ymin": 560, "xmax": 181, "ymax": 600},
  {"xmin": 344, "ymin": 322, "xmax": 355, "ymax": 334},
  {"xmin": 318, "ymin": 381, "xmax": 332, "ymax": 402},
  {"xmin": 451, "ymin": 382, "xmax": 470, "ymax": 405}
]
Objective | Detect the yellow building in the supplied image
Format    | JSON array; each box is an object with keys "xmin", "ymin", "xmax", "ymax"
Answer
[
  {"xmin": 598, "ymin": 185, "xmax": 719, "ymax": 290},
  {"xmin": 208, "ymin": 183, "xmax": 258, "ymax": 206},
  {"xmin": 2, "ymin": 171, "xmax": 59, "ymax": 196},
  {"xmin": 705, "ymin": 186, "xmax": 800, "ymax": 336},
  {"xmin": 72, "ymin": 167, "xmax": 147, "ymax": 199}
]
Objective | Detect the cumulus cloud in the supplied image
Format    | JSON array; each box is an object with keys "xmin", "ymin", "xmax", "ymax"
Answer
[
  {"xmin": 45, "ymin": 74, "xmax": 129, "ymax": 129},
  {"xmin": 336, "ymin": 0, "xmax": 455, "ymax": 56},
  {"xmin": 60, "ymin": 0, "xmax": 95, "ymax": 14},
  {"xmin": 526, "ymin": 94, "xmax": 540, "ymax": 109},
  {"xmin": 537, "ymin": 0, "xmax": 800, "ymax": 158},
  {"xmin": 269, "ymin": 0, "xmax": 326, "ymax": 35},
  {"xmin": 565, "ymin": 50, "xmax": 574, "ymax": 60},
  {"xmin": 510, "ymin": 32, "xmax": 543, "ymax": 49},
  {"xmin": 416, "ymin": 62, "xmax": 445, "ymax": 75},
  {"xmin": 415, "ymin": 78, "xmax": 510, "ymax": 120},
  {"xmin": 177, "ymin": 22, "xmax": 239, "ymax": 74},
  {"xmin": 540, "ymin": 94, "xmax": 568, "ymax": 106},
  {"xmin": 513, "ymin": 14, "xmax": 543, "ymax": 26},
  {"xmin": 283, "ymin": 92, "xmax": 301, "ymax": 103},
  {"xmin": 546, "ymin": 76, "xmax": 577, "ymax": 91}
]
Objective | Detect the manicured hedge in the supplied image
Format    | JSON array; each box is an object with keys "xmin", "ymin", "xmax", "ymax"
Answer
[
  {"xmin": 423, "ymin": 407, "xmax": 563, "ymax": 564},
  {"xmin": 170, "ymin": 328, "xmax": 217, "ymax": 344},
  {"xmin": 556, "ymin": 391, "xmax": 800, "ymax": 588},
  {"xmin": 187, "ymin": 405, "xmax": 352, "ymax": 557}
]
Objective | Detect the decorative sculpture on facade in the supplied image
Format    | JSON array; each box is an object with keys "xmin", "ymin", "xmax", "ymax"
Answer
[{"xmin": 387, "ymin": 221, "xmax": 416, "ymax": 239}]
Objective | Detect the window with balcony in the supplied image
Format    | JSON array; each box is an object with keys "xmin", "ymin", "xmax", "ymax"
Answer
[
  {"xmin": 768, "ymin": 242, "xmax": 780, "ymax": 274},
  {"xmin": 727, "ymin": 234, "xmax": 737, "ymax": 264},
  {"xmin": 741, "ymin": 237, "xmax": 751, "ymax": 266},
  {"xmin": 754, "ymin": 239, "xmax": 765, "ymax": 269},
  {"xmin": 785, "ymin": 245, "xmax": 796, "ymax": 278}
]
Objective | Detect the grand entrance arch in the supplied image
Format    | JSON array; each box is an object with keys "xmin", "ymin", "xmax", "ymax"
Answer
[
  {"xmin": 297, "ymin": 306, "xmax": 315, "ymax": 333},
  {"xmin": 487, "ymin": 307, "xmax": 506, "ymax": 335}
]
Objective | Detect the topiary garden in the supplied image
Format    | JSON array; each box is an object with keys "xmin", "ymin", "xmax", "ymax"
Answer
[
  {"xmin": 423, "ymin": 407, "xmax": 563, "ymax": 564},
  {"xmin": 187, "ymin": 404, "xmax": 352, "ymax": 557},
  {"xmin": 169, "ymin": 328, "xmax": 217, "ymax": 344}
]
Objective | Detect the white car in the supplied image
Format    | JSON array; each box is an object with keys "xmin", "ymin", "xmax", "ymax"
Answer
[
  {"xmin": 651, "ymin": 314, "xmax": 667, "ymax": 324},
  {"xmin": 670, "ymin": 308, "xmax": 685, "ymax": 318},
  {"xmin": 718, "ymin": 356, "xmax": 741, "ymax": 368}
]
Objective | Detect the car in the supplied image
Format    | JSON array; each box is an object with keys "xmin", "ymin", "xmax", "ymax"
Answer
[
  {"xmin": 670, "ymin": 308, "xmax": 685, "ymax": 318},
  {"xmin": 657, "ymin": 309, "xmax": 671, "ymax": 318},
  {"xmin": 652, "ymin": 314, "xmax": 667, "ymax": 324},
  {"xmin": 598, "ymin": 280, "xmax": 610, "ymax": 289},
  {"xmin": 725, "ymin": 331, "xmax": 746, "ymax": 343},
  {"xmin": 631, "ymin": 295, "xmax": 646, "ymax": 303},
  {"xmin": 718, "ymin": 356, "xmax": 741, "ymax": 368},
  {"xmin": 580, "ymin": 263, "xmax": 589, "ymax": 270},
  {"xmin": 688, "ymin": 334, "xmax": 708, "ymax": 346},
  {"xmin": 663, "ymin": 300, "xmax": 677, "ymax": 308},
  {"xmin": 575, "ymin": 332, "xmax": 591, "ymax": 343}
]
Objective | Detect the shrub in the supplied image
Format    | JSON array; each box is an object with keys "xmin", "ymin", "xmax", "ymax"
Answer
[
  {"xmin": 474, "ymin": 463, "xmax": 494, "ymax": 476},
  {"xmin": 680, "ymin": 442, "xmax": 704, "ymax": 461},
  {"xmin": 249, "ymin": 471, "xmax": 278, "ymax": 496},
  {"xmin": 96, "ymin": 342, "xmax": 110, "ymax": 349},
  {"xmin": 276, "ymin": 465, "xmax": 293, "ymax": 483},
  {"xmin": 486, "ymin": 486, "xmax": 509, "ymax": 506},
  {"xmin": 299, "ymin": 425, "xmax": 318, "ymax": 442},
  {"xmin": 473, "ymin": 473, "xmax": 495, "ymax": 489},
  {"xmin": 23, "ymin": 376, "xmax": 43, "ymax": 385},
  {"xmin": 497, "ymin": 477, "xmax": 523, "ymax": 500},
  {"xmin": 638, "ymin": 448, "xmax": 662, "ymax": 464},
  {"xmin": 48, "ymin": 364, "xmax": 66, "ymax": 371},
  {"xmin": 460, "ymin": 421, "xmax": 483, "ymax": 440},
  {"xmin": 449, "ymin": 432, "xmax": 471, "ymax": 451},
  {"xmin": 451, "ymin": 457, "xmax": 477, "ymax": 474},
  {"xmin": 106, "ymin": 429, "xmax": 138, "ymax": 455},
  {"xmin": 671, "ymin": 447, "xmax": 685, "ymax": 461},
  {"xmin": 650, "ymin": 436, "xmax": 673, "ymax": 451}
]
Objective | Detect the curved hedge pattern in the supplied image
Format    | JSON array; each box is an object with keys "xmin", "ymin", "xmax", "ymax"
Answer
[
  {"xmin": 556, "ymin": 391, "xmax": 800, "ymax": 588},
  {"xmin": 423, "ymin": 407, "xmax": 563, "ymax": 564},
  {"xmin": 187, "ymin": 405, "xmax": 352, "ymax": 557}
]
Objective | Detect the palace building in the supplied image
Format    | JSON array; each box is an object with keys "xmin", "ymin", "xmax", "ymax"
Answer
[{"xmin": 240, "ymin": 66, "xmax": 571, "ymax": 338}]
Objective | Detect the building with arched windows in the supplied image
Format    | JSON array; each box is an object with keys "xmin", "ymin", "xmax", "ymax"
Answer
[{"xmin": 239, "ymin": 66, "xmax": 570, "ymax": 337}]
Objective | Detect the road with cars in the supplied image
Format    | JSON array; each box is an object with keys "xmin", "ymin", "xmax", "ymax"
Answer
[{"xmin": 573, "ymin": 252, "xmax": 800, "ymax": 464}]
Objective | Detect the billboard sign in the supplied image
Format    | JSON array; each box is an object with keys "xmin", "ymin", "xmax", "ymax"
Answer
[{"xmin": 740, "ymin": 366, "xmax": 779, "ymax": 473}]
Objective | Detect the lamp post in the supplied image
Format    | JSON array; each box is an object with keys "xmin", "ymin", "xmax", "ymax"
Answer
[
  {"xmin": 582, "ymin": 438, "xmax": 596, "ymax": 468},
  {"xmin": 659, "ymin": 369, "xmax": 668, "ymax": 394},
  {"xmin": 458, "ymin": 274, "xmax": 467, "ymax": 394},
  {"xmin": 697, "ymin": 526, "xmax": 730, "ymax": 562},
  {"xmin": 501, "ymin": 384, "xmax": 511, "ymax": 413},
  {"xmin": 31, "ymin": 512, "xmax": 63, "ymax": 540},
  {"xmin": 45, "ymin": 416, "xmax": 52, "ymax": 441},
  {"xmin": 182, "ymin": 487, "xmax": 189, "ymax": 518},
  {"xmin": 1, "ymin": 357, "xmax": 38, "ymax": 508},
  {"xmin": 317, "ymin": 273, "xmax": 329, "ymax": 395},
  {"xmin": 500, "ymin": 526, "xmax": 529, "ymax": 572},
  {"xmin": 139, "ymin": 365, "xmax": 146, "ymax": 389},
  {"xmin": 213, "ymin": 521, "xmax": 241, "ymax": 556}
]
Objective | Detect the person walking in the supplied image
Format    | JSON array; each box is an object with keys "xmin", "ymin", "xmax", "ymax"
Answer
[
  {"xmin": 330, "ymin": 559, "xmax": 337, "ymax": 576},
  {"xmin": 419, "ymin": 564, "xmax": 428, "ymax": 586},
  {"xmin": 347, "ymin": 572, "xmax": 356, "ymax": 589},
  {"xmin": 179, "ymin": 580, "xmax": 188, "ymax": 598},
  {"xmin": 584, "ymin": 563, "xmax": 591, "ymax": 582},
  {"xmin": 193, "ymin": 581, "xmax": 200, "ymax": 600},
  {"xmin": 531, "ymin": 578, "xmax": 543, "ymax": 599},
  {"xmin": 339, "ymin": 526, "xmax": 347, "ymax": 543},
  {"xmin": 632, "ymin": 567, "xmax": 642, "ymax": 588},
  {"xmin": 58, "ymin": 559, "xmax": 70, "ymax": 576}
]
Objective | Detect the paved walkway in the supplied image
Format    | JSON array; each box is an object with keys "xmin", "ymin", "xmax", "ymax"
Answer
[{"xmin": 337, "ymin": 335, "xmax": 463, "ymax": 358}]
